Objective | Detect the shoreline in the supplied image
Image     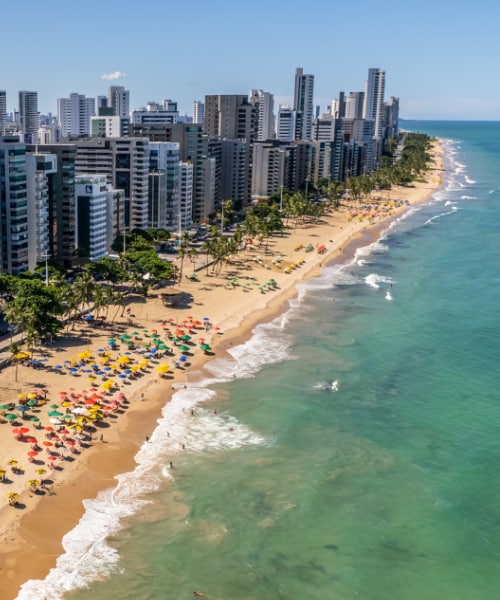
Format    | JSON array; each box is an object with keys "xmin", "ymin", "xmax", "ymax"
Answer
[{"xmin": 0, "ymin": 141, "xmax": 444, "ymax": 599}]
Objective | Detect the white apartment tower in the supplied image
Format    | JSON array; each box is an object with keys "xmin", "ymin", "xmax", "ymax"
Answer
[
  {"xmin": 249, "ymin": 90, "xmax": 274, "ymax": 141},
  {"xmin": 193, "ymin": 100, "xmax": 205, "ymax": 125},
  {"xmin": 276, "ymin": 106, "xmax": 297, "ymax": 142},
  {"xmin": 293, "ymin": 68, "xmax": 314, "ymax": 141},
  {"xmin": 19, "ymin": 91, "xmax": 39, "ymax": 144},
  {"xmin": 108, "ymin": 86, "xmax": 130, "ymax": 118},
  {"xmin": 363, "ymin": 68, "xmax": 386, "ymax": 139},
  {"xmin": 57, "ymin": 93, "xmax": 96, "ymax": 137}
]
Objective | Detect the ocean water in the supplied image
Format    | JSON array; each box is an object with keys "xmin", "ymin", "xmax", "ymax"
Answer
[{"xmin": 18, "ymin": 121, "xmax": 500, "ymax": 600}]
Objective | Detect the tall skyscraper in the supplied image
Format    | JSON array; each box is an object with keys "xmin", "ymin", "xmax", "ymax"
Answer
[
  {"xmin": 19, "ymin": 91, "xmax": 39, "ymax": 144},
  {"xmin": 0, "ymin": 91, "xmax": 6, "ymax": 135},
  {"xmin": 57, "ymin": 93, "xmax": 96, "ymax": 137},
  {"xmin": 363, "ymin": 68, "xmax": 386, "ymax": 139},
  {"xmin": 193, "ymin": 101, "xmax": 205, "ymax": 125},
  {"xmin": 249, "ymin": 90, "xmax": 275, "ymax": 141},
  {"xmin": 293, "ymin": 67, "xmax": 314, "ymax": 141},
  {"xmin": 108, "ymin": 86, "xmax": 130, "ymax": 118},
  {"xmin": 0, "ymin": 136, "xmax": 29, "ymax": 274}
]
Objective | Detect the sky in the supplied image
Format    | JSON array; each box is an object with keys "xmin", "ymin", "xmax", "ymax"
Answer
[{"xmin": 2, "ymin": 0, "xmax": 500, "ymax": 120}]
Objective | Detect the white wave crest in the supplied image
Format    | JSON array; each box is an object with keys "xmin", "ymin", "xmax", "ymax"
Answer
[{"xmin": 365, "ymin": 273, "xmax": 393, "ymax": 289}]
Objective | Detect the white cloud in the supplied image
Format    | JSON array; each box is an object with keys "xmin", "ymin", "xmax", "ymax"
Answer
[{"xmin": 100, "ymin": 71, "xmax": 126, "ymax": 81}]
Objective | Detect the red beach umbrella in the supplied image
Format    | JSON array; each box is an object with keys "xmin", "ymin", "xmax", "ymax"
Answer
[
  {"xmin": 47, "ymin": 455, "xmax": 57, "ymax": 461},
  {"xmin": 44, "ymin": 426, "xmax": 54, "ymax": 432},
  {"xmin": 26, "ymin": 437, "xmax": 37, "ymax": 444},
  {"xmin": 43, "ymin": 441, "xmax": 53, "ymax": 447},
  {"xmin": 28, "ymin": 451, "xmax": 38, "ymax": 457}
]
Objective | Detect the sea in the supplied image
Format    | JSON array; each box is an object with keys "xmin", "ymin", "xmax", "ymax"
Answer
[{"xmin": 17, "ymin": 121, "xmax": 500, "ymax": 600}]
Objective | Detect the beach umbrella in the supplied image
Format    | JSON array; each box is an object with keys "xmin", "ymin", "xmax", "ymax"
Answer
[
  {"xmin": 30, "ymin": 416, "xmax": 40, "ymax": 423},
  {"xmin": 27, "ymin": 451, "xmax": 38, "ymax": 457},
  {"xmin": 178, "ymin": 355, "xmax": 187, "ymax": 362},
  {"xmin": 44, "ymin": 426, "xmax": 54, "ymax": 431},
  {"xmin": 16, "ymin": 405, "xmax": 29, "ymax": 412},
  {"xmin": 47, "ymin": 456, "xmax": 57, "ymax": 461},
  {"xmin": 0, "ymin": 404, "xmax": 11, "ymax": 410},
  {"xmin": 7, "ymin": 459, "xmax": 18, "ymax": 465},
  {"xmin": 26, "ymin": 437, "xmax": 37, "ymax": 443},
  {"xmin": 48, "ymin": 410, "xmax": 63, "ymax": 417},
  {"xmin": 50, "ymin": 418, "xmax": 62, "ymax": 424},
  {"xmin": 43, "ymin": 441, "xmax": 53, "ymax": 447},
  {"xmin": 5, "ymin": 414, "xmax": 17, "ymax": 421},
  {"xmin": 27, "ymin": 479, "xmax": 39, "ymax": 487},
  {"xmin": 200, "ymin": 344, "xmax": 212, "ymax": 352},
  {"xmin": 50, "ymin": 403, "xmax": 59, "ymax": 409},
  {"xmin": 27, "ymin": 400, "xmax": 38, "ymax": 407},
  {"xmin": 36, "ymin": 468, "xmax": 46, "ymax": 475},
  {"xmin": 178, "ymin": 345, "xmax": 190, "ymax": 352}
]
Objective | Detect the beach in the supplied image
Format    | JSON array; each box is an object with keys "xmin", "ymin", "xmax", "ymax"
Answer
[{"xmin": 0, "ymin": 141, "xmax": 443, "ymax": 599}]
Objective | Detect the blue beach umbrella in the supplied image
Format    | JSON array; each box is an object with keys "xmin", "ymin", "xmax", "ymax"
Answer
[{"xmin": 178, "ymin": 355, "xmax": 187, "ymax": 362}]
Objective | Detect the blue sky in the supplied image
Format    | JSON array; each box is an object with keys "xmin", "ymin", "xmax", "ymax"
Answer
[{"xmin": 3, "ymin": 0, "xmax": 499, "ymax": 120}]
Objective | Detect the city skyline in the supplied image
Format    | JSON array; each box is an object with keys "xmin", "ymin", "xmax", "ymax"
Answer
[{"xmin": 3, "ymin": 0, "xmax": 500, "ymax": 121}]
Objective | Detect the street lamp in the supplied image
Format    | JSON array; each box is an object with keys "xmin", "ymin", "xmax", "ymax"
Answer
[{"xmin": 279, "ymin": 185, "xmax": 284, "ymax": 212}]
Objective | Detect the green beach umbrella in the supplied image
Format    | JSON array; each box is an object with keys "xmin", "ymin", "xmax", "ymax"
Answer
[
  {"xmin": 178, "ymin": 345, "xmax": 190, "ymax": 352},
  {"xmin": 179, "ymin": 334, "xmax": 192, "ymax": 341},
  {"xmin": 200, "ymin": 344, "xmax": 212, "ymax": 352},
  {"xmin": 30, "ymin": 416, "xmax": 40, "ymax": 422},
  {"xmin": 0, "ymin": 404, "xmax": 11, "ymax": 410},
  {"xmin": 48, "ymin": 410, "xmax": 63, "ymax": 417},
  {"xmin": 5, "ymin": 414, "xmax": 17, "ymax": 420}
]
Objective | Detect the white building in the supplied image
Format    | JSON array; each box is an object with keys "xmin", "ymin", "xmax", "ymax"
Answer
[
  {"xmin": 363, "ymin": 68, "xmax": 385, "ymax": 139},
  {"xmin": 57, "ymin": 93, "xmax": 95, "ymax": 137},
  {"xmin": 131, "ymin": 100, "xmax": 179, "ymax": 125},
  {"xmin": 192, "ymin": 100, "xmax": 204, "ymax": 125},
  {"xmin": 249, "ymin": 90, "xmax": 274, "ymax": 141},
  {"xmin": 276, "ymin": 106, "xmax": 297, "ymax": 142},
  {"xmin": 91, "ymin": 115, "xmax": 123, "ymax": 137},
  {"xmin": 75, "ymin": 174, "xmax": 111, "ymax": 261}
]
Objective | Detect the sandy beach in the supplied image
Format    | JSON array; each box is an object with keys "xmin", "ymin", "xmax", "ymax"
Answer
[{"xmin": 0, "ymin": 140, "xmax": 444, "ymax": 599}]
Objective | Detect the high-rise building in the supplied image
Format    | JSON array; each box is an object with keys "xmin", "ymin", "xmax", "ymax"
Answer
[
  {"xmin": 91, "ymin": 115, "xmax": 128, "ymax": 137},
  {"xmin": 148, "ymin": 141, "xmax": 180, "ymax": 231},
  {"xmin": 108, "ymin": 86, "xmax": 130, "ymax": 118},
  {"xmin": 0, "ymin": 91, "xmax": 6, "ymax": 135},
  {"xmin": 0, "ymin": 136, "xmax": 29, "ymax": 274},
  {"xmin": 19, "ymin": 91, "xmax": 39, "ymax": 144},
  {"xmin": 276, "ymin": 106, "xmax": 297, "ymax": 142},
  {"xmin": 293, "ymin": 68, "xmax": 314, "ymax": 141},
  {"xmin": 249, "ymin": 90, "xmax": 275, "ymax": 141},
  {"xmin": 26, "ymin": 152, "xmax": 56, "ymax": 271},
  {"xmin": 363, "ymin": 68, "xmax": 386, "ymax": 139},
  {"xmin": 27, "ymin": 144, "xmax": 77, "ymax": 267},
  {"xmin": 384, "ymin": 96, "xmax": 400, "ymax": 140},
  {"xmin": 204, "ymin": 94, "xmax": 256, "ymax": 141},
  {"xmin": 57, "ymin": 93, "xmax": 96, "ymax": 138},
  {"xmin": 178, "ymin": 162, "xmax": 193, "ymax": 231},
  {"xmin": 193, "ymin": 101, "xmax": 205, "ymax": 125},
  {"xmin": 75, "ymin": 174, "xmax": 110, "ymax": 261},
  {"xmin": 74, "ymin": 137, "xmax": 149, "ymax": 230},
  {"xmin": 131, "ymin": 100, "xmax": 179, "ymax": 125},
  {"xmin": 345, "ymin": 92, "xmax": 365, "ymax": 120}
]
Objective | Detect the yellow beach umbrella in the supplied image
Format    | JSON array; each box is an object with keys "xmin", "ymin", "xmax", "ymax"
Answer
[
  {"xmin": 156, "ymin": 363, "xmax": 170, "ymax": 374},
  {"xmin": 15, "ymin": 352, "xmax": 30, "ymax": 360},
  {"xmin": 117, "ymin": 355, "xmax": 131, "ymax": 365}
]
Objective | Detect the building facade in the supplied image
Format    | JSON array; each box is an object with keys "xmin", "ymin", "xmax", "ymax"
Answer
[
  {"xmin": 293, "ymin": 68, "xmax": 314, "ymax": 141},
  {"xmin": 18, "ymin": 91, "xmax": 39, "ymax": 144},
  {"xmin": 0, "ymin": 136, "xmax": 29, "ymax": 274},
  {"xmin": 57, "ymin": 93, "xmax": 95, "ymax": 138}
]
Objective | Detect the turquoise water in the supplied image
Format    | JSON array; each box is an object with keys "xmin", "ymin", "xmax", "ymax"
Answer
[{"xmin": 19, "ymin": 122, "xmax": 500, "ymax": 599}]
